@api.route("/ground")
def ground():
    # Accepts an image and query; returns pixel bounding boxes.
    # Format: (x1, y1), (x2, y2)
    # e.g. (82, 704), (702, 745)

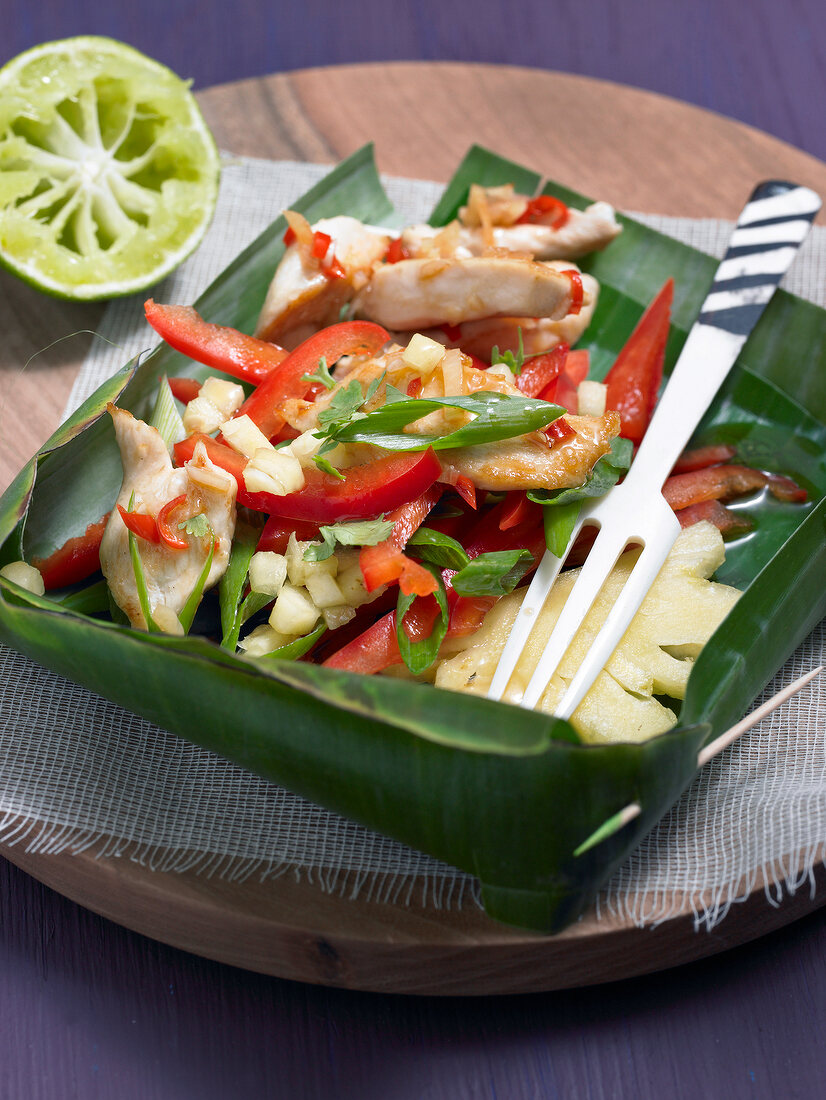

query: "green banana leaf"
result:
(1, 144), (825, 934)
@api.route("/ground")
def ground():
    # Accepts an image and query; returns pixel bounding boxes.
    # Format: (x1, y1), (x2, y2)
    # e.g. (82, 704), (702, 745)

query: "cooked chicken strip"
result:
(439, 412), (620, 492)
(255, 215), (390, 347)
(354, 256), (574, 330)
(397, 265), (599, 360)
(100, 406), (237, 631)
(401, 202), (621, 261)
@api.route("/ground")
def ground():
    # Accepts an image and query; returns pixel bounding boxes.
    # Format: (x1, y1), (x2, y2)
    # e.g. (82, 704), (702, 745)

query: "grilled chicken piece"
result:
(255, 215), (390, 348)
(439, 412), (620, 492)
(400, 264), (599, 360)
(401, 201), (621, 261)
(100, 406), (237, 631)
(354, 256), (574, 330)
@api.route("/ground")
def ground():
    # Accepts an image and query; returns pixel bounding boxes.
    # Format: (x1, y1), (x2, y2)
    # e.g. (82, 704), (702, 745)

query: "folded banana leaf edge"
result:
(1, 145), (824, 934)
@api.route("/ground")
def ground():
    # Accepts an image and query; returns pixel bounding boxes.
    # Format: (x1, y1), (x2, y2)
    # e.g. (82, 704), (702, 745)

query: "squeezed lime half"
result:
(0, 37), (220, 299)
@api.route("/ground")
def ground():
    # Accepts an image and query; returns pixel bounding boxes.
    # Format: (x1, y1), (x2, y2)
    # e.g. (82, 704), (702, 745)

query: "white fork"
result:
(488, 180), (820, 716)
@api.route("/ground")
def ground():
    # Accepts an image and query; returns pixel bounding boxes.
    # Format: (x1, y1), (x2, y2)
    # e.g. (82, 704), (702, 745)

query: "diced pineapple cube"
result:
(248, 551), (288, 596)
(221, 415), (273, 459)
(434, 522), (740, 744)
(403, 333), (445, 374)
(336, 562), (370, 605)
(286, 533), (337, 585)
(577, 380), (607, 417)
(305, 571), (345, 609)
(0, 560), (45, 595)
(238, 624), (295, 656)
(286, 430), (324, 466)
(323, 604), (357, 630)
(270, 583), (320, 635)
(183, 395), (224, 435)
(247, 447), (305, 495)
(200, 377), (245, 419)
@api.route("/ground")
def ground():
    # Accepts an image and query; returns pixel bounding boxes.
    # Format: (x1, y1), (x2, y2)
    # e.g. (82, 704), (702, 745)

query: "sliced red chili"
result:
(283, 227), (297, 247)
(674, 499), (754, 536)
(543, 417), (576, 444)
(311, 230), (332, 259)
(516, 194), (569, 229)
(454, 476), (477, 510)
(562, 269), (583, 315)
(117, 505), (159, 543)
(157, 495), (189, 550)
(385, 237), (411, 264)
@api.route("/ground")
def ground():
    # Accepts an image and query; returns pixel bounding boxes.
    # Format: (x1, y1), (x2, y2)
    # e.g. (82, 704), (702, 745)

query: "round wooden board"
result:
(2, 63), (825, 993)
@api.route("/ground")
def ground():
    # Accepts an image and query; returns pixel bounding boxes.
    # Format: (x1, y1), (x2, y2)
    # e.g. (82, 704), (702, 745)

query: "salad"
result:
(4, 184), (807, 743)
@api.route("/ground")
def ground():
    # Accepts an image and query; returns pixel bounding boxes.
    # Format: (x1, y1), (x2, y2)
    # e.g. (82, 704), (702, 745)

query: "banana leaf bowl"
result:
(1, 145), (824, 934)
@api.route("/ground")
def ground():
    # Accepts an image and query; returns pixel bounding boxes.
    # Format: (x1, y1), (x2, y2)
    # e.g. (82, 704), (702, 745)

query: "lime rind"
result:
(0, 36), (220, 300)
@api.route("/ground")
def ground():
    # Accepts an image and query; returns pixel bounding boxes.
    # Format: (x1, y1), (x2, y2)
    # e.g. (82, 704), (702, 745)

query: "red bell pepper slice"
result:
(175, 433), (442, 524)
(674, 499), (754, 536)
(257, 515), (321, 554)
(32, 513), (110, 591)
(671, 443), (738, 474)
(662, 464), (807, 510)
(516, 194), (569, 228)
(545, 348), (589, 410)
(117, 505), (159, 543)
(359, 486), (443, 596)
(498, 492), (530, 531)
(235, 320), (390, 441)
(516, 344), (568, 398)
(604, 279), (673, 445)
(144, 300), (289, 386)
(156, 495), (189, 550)
(167, 377), (202, 405)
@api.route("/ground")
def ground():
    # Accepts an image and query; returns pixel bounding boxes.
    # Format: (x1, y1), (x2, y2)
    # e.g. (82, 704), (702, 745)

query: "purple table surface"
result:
(2, 2), (825, 1097)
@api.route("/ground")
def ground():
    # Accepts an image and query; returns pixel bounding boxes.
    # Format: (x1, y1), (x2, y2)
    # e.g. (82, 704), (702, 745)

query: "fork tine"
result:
(518, 521), (634, 710)
(486, 531), (578, 701)
(554, 510), (681, 718)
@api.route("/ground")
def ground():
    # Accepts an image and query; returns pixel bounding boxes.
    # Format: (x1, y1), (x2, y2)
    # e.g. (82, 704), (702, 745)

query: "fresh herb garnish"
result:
(178, 513), (210, 537)
(406, 527), (470, 571)
(490, 328), (525, 376)
(315, 371), (387, 435)
(396, 565), (449, 674)
(320, 390), (565, 452)
(312, 454), (346, 480)
(303, 516), (396, 562)
(301, 356), (336, 391)
(219, 521), (265, 649)
(450, 549), (534, 597)
(178, 532), (215, 634)
(260, 623), (327, 660)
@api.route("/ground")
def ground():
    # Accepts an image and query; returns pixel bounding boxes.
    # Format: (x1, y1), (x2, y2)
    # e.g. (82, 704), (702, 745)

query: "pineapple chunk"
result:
(238, 624), (296, 656)
(433, 521), (740, 744)
(270, 582), (320, 635)
(248, 551), (288, 596)
(200, 377), (245, 419)
(0, 560), (45, 595)
(305, 571), (345, 609)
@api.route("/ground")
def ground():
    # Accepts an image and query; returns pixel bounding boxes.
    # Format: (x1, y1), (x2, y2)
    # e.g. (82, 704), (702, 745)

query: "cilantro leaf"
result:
(178, 513), (210, 537)
(313, 454), (346, 480)
(490, 327), (525, 376)
(450, 549), (534, 597)
(316, 378), (366, 430)
(406, 527), (469, 571)
(301, 356), (336, 391)
(303, 516), (396, 562)
(396, 566), (449, 674)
